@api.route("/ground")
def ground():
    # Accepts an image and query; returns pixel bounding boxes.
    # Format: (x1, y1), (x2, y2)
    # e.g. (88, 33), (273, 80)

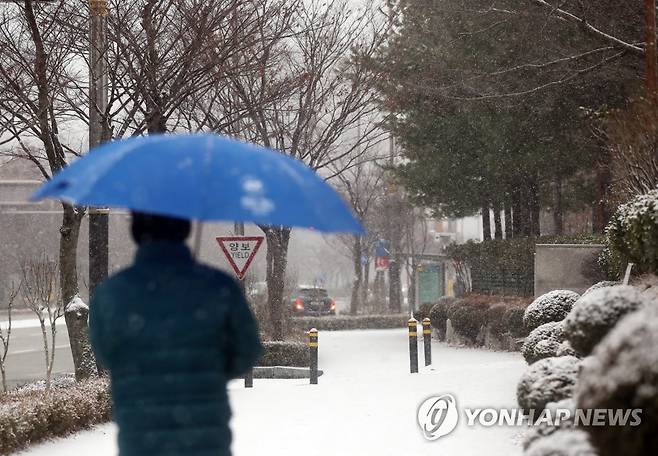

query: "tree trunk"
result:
(529, 180), (541, 236)
(481, 203), (491, 240)
(388, 258), (401, 313)
(593, 161), (612, 233)
(263, 226), (291, 341)
(553, 177), (564, 235)
(361, 254), (370, 308)
(60, 204), (97, 380)
(512, 192), (524, 238)
(493, 201), (503, 240)
(504, 202), (513, 239)
(350, 236), (362, 315)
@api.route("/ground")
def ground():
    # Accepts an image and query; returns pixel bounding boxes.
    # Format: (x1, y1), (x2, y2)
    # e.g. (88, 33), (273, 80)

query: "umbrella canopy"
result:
(32, 133), (364, 234)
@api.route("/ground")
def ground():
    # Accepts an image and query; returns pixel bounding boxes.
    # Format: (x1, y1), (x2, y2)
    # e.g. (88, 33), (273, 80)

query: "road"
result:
(1, 313), (74, 390)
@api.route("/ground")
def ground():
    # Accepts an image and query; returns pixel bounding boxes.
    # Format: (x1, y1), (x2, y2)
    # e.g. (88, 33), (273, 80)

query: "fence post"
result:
(408, 318), (418, 373)
(422, 318), (432, 366)
(245, 369), (253, 388)
(308, 328), (318, 384)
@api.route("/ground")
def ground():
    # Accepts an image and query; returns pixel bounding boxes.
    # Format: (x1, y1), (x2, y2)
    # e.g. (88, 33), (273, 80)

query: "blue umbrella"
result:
(32, 133), (364, 234)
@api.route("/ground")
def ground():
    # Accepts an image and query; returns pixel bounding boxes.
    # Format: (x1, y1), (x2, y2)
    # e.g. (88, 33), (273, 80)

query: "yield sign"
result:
(216, 236), (264, 280)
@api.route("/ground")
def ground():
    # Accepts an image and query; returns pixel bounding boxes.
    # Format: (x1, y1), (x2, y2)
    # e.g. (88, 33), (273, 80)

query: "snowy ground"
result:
(19, 329), (526, 456)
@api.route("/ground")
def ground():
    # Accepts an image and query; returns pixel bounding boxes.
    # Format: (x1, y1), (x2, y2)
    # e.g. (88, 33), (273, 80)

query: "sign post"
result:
(216, 235), (264, 280)
(217, 231), (264, 388)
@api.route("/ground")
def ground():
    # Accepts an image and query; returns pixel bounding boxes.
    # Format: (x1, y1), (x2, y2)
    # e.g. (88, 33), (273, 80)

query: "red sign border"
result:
(216, 236), (264, 280)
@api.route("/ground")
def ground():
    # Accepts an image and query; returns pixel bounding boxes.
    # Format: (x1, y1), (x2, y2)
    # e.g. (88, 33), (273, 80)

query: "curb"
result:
(252, 366), (324, 379)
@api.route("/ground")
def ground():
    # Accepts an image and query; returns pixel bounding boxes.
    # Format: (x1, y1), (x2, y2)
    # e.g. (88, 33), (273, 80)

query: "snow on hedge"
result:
(576, 302), (658, 456)
(555, 340), (577, 358)
(522, 398), (576, 450)
(524, 290), (580, 331)
(522, 321), (565, 364)
(582, 281), (619, 297)
(517, 356), (580, 412)
(524, 429), (597, 456)
(563, 285), (649, 356)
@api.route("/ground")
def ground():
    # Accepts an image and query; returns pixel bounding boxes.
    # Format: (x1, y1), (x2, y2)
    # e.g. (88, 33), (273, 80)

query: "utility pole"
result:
(88, 0), (109, 296)
(646, 0), (657, 99)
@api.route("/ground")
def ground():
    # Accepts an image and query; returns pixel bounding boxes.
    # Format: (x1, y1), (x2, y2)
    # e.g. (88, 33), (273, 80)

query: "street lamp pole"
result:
(88, 0), (109, 295)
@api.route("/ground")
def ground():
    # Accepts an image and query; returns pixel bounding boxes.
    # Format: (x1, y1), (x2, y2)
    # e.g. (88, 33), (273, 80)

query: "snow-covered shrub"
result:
(429, 297), (458, 339)
(503, 306), (529, 338)
(523, 290), (580, 331)
(582, 281), (619, 296)
(292, 314), (407, 332)
(522, 399), (576, 450)
(0, 377), (110, 454)
(484, 303), (508, 337)
(606, 189), (658, 275)
(555, 341), (578, 358)
(522, 321), (565, 364)
(447, 299), (489, 342)
(562, 286), (649, 356)
(517, 356), (580, 411)
(524, 429), (597, 456)
(412, 303), (434, 322)
(259, 341), (309, 367)
(576, 303), (658, 456)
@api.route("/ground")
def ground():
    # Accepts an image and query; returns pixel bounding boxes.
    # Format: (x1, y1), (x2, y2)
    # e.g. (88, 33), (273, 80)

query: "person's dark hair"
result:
(130, 211), (191, 244)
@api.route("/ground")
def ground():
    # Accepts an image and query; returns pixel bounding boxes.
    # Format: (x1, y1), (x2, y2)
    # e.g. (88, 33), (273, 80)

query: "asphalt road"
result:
(1, 314), (74, 390)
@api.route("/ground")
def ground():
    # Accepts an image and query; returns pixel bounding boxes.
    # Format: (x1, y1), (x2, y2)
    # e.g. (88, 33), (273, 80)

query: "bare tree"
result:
(0, 0), (95, 380)
(20, 254), (65, 389)
(0, 280), (21, 393)
(333, 159), (385, 315)
(590, 98), (658, 200)
(199, 0), (388, 338)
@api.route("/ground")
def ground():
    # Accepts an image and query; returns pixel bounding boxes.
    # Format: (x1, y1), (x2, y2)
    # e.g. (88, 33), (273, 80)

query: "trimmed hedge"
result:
(429, 297), (458, 339)
(0, 377), (111, 454)
(259, 341), (309, 367)
(448, 300), (489, 342)
(429, 294), (529, 347)
(291, 314), (408, 331)
(412, 303), (434, 322)
(502, 306), (528, 338)
(605, 190), (658, 276)
(447, 235), (605, 296)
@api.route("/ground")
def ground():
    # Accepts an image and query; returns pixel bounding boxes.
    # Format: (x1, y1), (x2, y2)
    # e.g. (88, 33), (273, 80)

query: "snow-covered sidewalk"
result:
(19, 329), (526, 456)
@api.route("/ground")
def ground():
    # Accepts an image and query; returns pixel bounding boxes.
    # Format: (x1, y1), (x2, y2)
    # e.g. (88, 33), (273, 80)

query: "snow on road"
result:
(19, 329), (526, 456)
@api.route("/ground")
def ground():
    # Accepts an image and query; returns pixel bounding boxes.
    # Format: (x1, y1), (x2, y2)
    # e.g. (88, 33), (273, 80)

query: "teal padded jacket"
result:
(89, 241), (262, 456)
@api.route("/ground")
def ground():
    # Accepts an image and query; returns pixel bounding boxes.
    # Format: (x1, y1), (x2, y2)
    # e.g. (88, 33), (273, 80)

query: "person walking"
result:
(89, 212), (262, 456)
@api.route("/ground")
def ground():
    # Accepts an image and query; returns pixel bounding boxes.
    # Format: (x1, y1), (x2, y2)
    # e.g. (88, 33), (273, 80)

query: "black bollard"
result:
(308, 328), (318, 384)
(408, 318), (418, 373)
(245, 369), (253, 388)
(422, 318), (432, 366)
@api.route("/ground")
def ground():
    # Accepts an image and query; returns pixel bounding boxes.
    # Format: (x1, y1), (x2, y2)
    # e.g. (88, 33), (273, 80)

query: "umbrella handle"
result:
(193, 221), (203, 259)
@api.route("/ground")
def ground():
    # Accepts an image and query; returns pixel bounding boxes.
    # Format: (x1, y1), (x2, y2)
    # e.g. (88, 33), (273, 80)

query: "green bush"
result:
(259, 341), (308, 367)
(412, 303), (434, 322)
(447, 235), (605, 296)
(429, 297), (458, 338)
(0, 377), (111, 454)
(485, 304), (508, 337)
(447, 299), (490, 342)
(606, 190), (658, 276)
(503, 306), (528, 338)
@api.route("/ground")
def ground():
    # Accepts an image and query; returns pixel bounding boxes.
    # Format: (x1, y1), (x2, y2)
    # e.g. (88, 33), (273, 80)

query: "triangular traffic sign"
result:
(216, 236), (264, 280)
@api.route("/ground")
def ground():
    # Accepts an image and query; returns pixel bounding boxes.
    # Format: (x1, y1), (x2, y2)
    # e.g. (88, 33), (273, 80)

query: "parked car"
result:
(290, 286), (336, 316)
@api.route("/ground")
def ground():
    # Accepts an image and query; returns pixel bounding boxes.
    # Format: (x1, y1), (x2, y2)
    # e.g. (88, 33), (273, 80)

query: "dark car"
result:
(290, 287), (336, 316)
